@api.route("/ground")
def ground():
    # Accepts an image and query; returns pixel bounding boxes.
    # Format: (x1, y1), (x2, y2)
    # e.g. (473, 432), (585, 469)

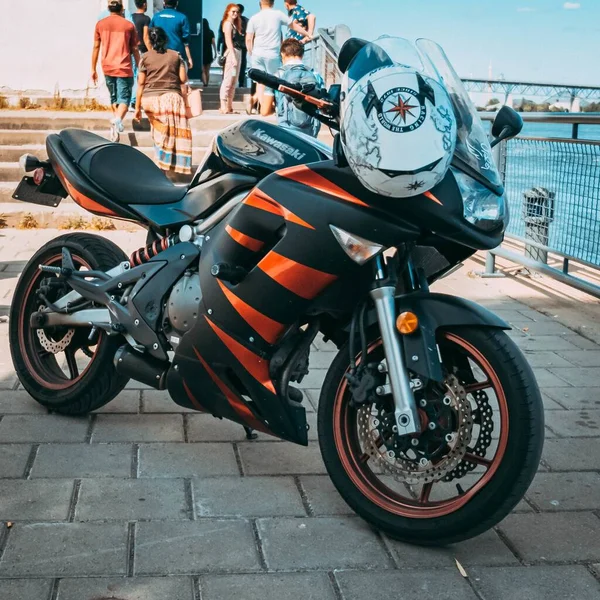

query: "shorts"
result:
(251, 54), (282, 96)
(105, 75), (134, 106)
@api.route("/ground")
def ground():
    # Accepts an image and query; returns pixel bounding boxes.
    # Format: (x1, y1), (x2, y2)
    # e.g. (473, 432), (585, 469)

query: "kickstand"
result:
(243, 426), (258, 440)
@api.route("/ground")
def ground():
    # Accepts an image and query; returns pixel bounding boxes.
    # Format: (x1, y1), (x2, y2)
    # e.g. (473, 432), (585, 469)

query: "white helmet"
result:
(341, 55), (457, 198)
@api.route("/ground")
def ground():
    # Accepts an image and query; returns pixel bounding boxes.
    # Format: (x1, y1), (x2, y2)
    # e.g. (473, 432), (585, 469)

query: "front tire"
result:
(318, 327), (544, 545)
(9, 233), (129, 415)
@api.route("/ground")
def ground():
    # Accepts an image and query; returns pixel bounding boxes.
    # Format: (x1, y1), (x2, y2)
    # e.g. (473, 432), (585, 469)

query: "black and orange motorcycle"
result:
(9, 38), (543, 545)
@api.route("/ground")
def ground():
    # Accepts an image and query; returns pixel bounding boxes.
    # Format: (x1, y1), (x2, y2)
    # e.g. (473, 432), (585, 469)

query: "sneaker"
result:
(109, 120), (119, 142)
(115, 118), (125, 133)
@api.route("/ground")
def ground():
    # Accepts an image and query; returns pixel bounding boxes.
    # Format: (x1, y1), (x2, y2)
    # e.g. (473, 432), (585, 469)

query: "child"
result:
(276, 38), (324, 138)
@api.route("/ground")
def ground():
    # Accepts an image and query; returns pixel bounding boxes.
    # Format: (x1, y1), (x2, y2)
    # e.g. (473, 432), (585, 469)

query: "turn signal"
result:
(396, 312), (419, 335)
(330, 225), (383, 265)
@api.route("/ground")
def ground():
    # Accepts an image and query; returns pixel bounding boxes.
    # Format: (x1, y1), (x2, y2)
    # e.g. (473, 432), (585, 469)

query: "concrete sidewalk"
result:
(0, 230), (599, 600)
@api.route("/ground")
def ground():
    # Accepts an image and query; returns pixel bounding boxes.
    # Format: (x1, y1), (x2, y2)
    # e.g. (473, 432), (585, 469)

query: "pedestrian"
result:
(151, 0), (194, 69)
(246, 0), (311, 117)
(131, 0), (152, 108)
(284, 0), (315, 42)
(202, 18), (216, 86)
(237, 4), (249, 88)
(219, 4), (245, 114)
(134, 27), (193, 176)
(92, 1), (140, 142)
(132, 0), (152, 52)
(98, 3), (133, 22)
(276, 38), (323, 137)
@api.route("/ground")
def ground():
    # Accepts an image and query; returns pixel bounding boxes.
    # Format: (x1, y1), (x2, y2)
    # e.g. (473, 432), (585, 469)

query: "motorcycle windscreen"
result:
(416, 38), (503, 190)
(343, 36), (502, 191)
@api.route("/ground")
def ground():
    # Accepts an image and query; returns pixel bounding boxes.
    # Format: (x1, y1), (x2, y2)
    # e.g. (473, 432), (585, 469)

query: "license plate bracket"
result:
(12, 177), (63, 208)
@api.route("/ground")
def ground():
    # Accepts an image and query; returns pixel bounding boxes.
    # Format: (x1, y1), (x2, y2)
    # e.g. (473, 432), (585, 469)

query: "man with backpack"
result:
(275, 38), (323, 138)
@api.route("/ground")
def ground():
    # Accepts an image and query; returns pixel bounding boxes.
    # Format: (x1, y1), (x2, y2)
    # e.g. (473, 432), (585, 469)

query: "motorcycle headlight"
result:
(452, 169), (508, 231)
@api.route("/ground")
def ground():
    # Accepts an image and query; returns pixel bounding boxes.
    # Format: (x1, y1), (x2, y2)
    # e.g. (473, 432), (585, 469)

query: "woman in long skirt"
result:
(134, 27), (192, 175)
(219, 4), (244, 114)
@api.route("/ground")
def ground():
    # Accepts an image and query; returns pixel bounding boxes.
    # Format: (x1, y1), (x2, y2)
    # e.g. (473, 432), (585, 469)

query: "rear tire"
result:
(9, 233), (129, 415)
(318, 326), (544, 545)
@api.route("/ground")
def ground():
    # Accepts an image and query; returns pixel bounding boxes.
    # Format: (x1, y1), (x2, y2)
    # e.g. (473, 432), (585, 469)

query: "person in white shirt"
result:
(246, 0), (310, 116)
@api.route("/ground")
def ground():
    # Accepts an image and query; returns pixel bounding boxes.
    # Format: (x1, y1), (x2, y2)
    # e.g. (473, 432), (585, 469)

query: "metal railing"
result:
(481, 113), (600, 297)
(312, 26), (350, 87)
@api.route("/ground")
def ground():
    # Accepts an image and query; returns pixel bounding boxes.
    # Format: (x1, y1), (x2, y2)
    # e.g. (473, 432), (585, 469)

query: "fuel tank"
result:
(191, 120), (332, 185)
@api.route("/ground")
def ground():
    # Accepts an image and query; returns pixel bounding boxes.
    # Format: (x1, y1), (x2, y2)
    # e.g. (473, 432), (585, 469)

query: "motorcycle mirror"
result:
(490, 106), (524, 147)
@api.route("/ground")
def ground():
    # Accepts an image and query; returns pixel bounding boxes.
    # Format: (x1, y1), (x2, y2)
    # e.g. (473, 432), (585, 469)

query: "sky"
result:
(205, 0), (600, 86)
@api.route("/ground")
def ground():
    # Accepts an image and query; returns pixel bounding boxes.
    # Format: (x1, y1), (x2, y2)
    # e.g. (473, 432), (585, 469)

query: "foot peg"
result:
(243, 426), (258, 440)
(211, 263), (247, 285)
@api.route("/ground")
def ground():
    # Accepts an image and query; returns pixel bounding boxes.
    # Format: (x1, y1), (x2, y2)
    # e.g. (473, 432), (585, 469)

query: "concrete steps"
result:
(0, 107), (334, 205)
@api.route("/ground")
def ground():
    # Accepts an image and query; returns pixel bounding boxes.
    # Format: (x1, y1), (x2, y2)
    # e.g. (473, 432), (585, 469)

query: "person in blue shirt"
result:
(151, 0), (194, 68)
(284, 0), (315, 42)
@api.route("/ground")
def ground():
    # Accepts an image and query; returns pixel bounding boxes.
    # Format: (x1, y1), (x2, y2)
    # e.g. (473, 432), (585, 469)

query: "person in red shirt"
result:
(92, 1), (140, 141)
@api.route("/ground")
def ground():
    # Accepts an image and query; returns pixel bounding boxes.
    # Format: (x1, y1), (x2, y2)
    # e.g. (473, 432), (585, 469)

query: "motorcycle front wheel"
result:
(318, 326), (544, 546)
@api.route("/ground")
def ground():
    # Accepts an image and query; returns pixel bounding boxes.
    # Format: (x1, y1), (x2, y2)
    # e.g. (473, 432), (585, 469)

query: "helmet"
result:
(341, 61), (457, 198)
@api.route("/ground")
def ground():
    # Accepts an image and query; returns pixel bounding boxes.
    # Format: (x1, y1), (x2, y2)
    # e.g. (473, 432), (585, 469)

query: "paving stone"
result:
(498, 513), (600, 562)
(522, 351), (575, 368)
(0, 522), (128, 576)
(525, 472), (600, 511)
(57, 577), (194, 600)
(545, 410), (600, 437)
(564, 336), (600, 350)
(0, 375), (18, 390)
(32, 444), (132, 478)
(543, 438), (600, 471)
(193, 476), (305, 517)
(238, 442), (326, 475)
(544, 387), (600, 410)
(93, 415), (184, 442)
(76, 479), (188, 520)
(384, 529), (518, 568)
(93, 391), (140, 414)
(512, 336), (581, 352)
(139, 443), (239, 477)
(0, 415), (89, 443)
(335, 569), (479, 600)
(540, 393), (567, 410)
(532, 368), (572, 388)
(201, 573), (336, 600)
(257, 517), (392, 570)
(551, 367), (600, 387)
(0, 579), (53, 600)
(309, 352), (337, 370)
(0, 479), (74, 520)
(0, 391), (47, 414)
(135, 520), (261, 574)
(514, 322), (574, 336)
(313, 336), (337, 352)
(557, 350), (600, 367)
(492, 309), (535, 323)
(301, 369), (327, 389)
(187, 414), (256, 442)
(142, 390), (196, 413)
(471, 565), (600, 600)
(299, 476), (353, 516)
(300, 389), (319, 412)
(0, 444), (31, 477)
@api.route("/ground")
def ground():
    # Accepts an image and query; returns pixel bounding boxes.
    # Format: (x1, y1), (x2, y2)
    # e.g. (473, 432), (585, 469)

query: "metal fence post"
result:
(523, 188), (555, 264)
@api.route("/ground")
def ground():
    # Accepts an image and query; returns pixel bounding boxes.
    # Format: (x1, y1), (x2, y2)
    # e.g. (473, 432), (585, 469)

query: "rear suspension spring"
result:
(130, 235), (177, 266)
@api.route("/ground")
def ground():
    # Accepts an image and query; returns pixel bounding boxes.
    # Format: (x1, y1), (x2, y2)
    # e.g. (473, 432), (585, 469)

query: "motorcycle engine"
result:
(165, 271), (202, 346)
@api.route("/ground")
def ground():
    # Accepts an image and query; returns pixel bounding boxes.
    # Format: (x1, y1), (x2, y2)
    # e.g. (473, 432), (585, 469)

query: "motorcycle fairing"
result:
(167, 161), (421, 444)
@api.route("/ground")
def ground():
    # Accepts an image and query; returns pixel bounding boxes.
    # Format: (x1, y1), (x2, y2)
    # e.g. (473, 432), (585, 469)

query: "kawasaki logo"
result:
(254, 129), (307, 161)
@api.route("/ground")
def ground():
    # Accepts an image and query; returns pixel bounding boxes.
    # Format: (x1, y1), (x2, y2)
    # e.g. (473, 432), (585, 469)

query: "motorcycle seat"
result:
(57, 129), (188, 205)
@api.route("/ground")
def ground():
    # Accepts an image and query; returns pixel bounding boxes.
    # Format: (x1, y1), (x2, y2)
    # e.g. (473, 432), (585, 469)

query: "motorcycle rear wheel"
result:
(9, 233), (129, 415)
(318, 326), (544, 545)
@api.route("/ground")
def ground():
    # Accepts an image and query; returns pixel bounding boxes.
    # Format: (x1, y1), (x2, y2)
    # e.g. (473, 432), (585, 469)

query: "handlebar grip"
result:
(248, 68), (300, 92)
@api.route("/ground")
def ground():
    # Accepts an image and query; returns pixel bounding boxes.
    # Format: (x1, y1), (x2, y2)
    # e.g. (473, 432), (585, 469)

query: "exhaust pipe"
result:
(114, 346), (169, 390)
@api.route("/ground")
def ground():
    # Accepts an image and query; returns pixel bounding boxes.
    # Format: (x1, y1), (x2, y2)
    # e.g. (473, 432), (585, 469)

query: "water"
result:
(500, 117), (600, 266)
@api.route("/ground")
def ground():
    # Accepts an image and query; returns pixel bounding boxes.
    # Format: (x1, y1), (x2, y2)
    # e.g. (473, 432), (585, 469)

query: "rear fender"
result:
(369, 292), (510, 382)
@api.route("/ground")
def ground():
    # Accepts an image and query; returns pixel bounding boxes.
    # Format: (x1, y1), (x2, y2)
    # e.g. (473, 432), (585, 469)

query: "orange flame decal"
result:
(243, 189), (314, 229)
(225, 224), (265, 252)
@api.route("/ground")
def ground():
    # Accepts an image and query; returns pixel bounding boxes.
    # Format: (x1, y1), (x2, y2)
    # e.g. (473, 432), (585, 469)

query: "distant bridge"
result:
(462, 79), (600, 109)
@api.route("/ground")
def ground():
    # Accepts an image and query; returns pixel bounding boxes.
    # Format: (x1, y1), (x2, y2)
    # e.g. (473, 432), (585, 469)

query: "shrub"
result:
(91, 217), (116, 231)
(18, 213), (39, 229)
(61, 216), (88, 230)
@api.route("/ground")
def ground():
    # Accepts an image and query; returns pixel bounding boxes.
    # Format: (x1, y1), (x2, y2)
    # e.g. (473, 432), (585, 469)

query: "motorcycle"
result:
(9, 37), (543, 545)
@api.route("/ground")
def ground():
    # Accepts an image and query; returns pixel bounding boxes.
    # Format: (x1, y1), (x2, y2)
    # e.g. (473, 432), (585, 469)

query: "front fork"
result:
(369, 258), (421, 436)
